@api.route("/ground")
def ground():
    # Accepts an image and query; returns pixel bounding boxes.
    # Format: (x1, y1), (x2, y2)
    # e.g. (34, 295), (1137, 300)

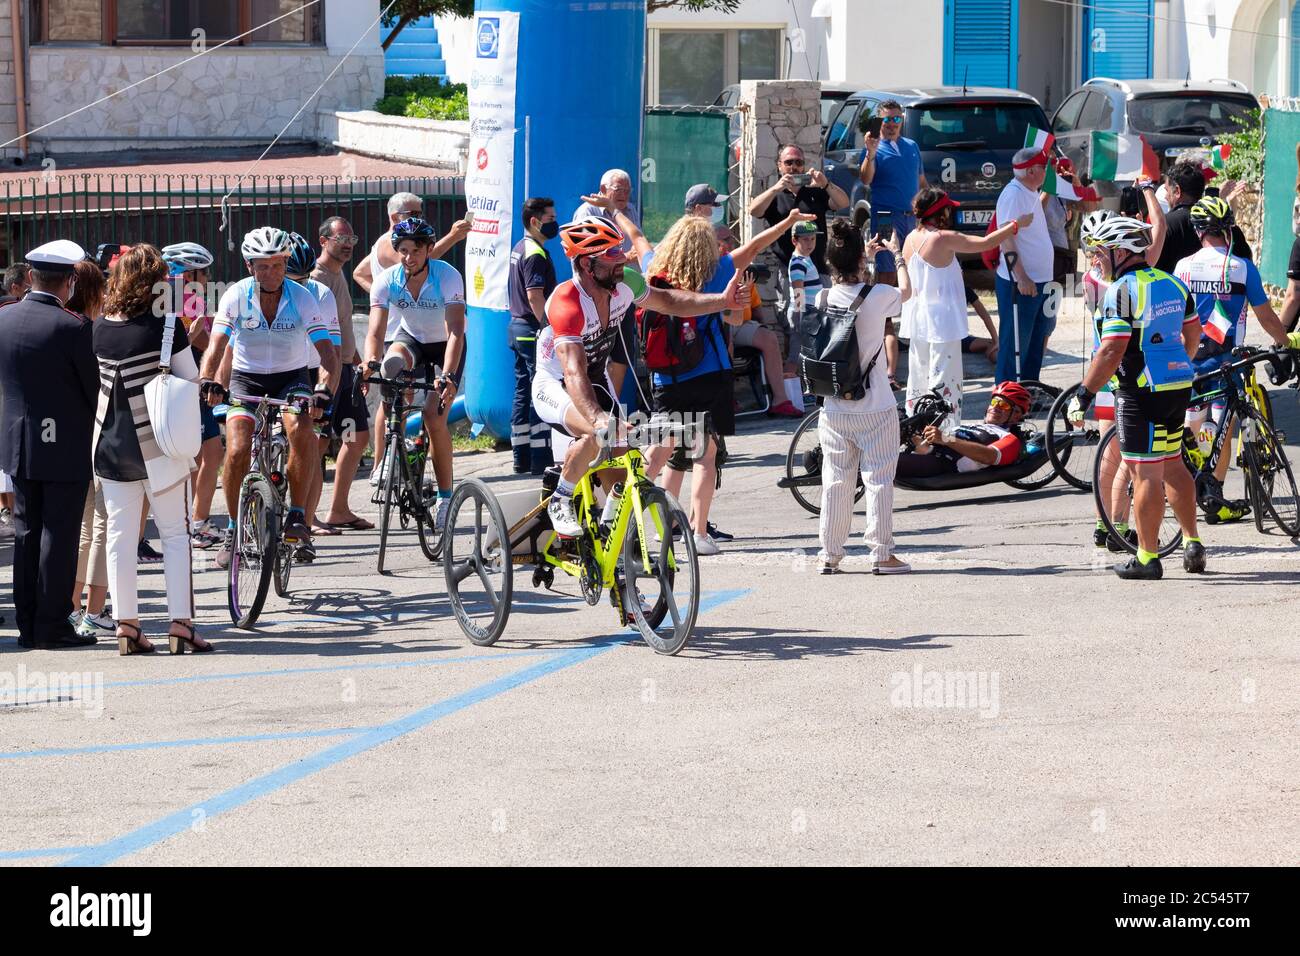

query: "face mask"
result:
(540, 220), (560, 240)
(1155, 183), (1171, 214)
(710, 205), (726, 225)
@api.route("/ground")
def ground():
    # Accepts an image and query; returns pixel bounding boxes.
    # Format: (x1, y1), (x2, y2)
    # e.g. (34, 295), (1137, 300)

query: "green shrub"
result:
(1219, 108), (1264, 185)
(375, 75), (469, 122)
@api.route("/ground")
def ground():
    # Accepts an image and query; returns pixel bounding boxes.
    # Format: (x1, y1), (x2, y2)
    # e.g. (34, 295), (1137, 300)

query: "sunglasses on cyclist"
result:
(990, 397), (1014, 410)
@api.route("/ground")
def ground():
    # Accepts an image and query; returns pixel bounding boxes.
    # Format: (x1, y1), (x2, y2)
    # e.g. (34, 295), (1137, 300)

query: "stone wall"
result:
(0, 1), (19, 162)
(27, 47), (385, 154)
(324, 110), (468, 172)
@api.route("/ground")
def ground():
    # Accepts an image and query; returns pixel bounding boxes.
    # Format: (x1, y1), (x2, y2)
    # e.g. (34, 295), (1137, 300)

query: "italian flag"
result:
(1043, 165), (1100, 202)
(1204, 300), (1233, 345)
(1090, 131), (1161, 182)
(1209, 143), (1231, 171)
(1023, 125), (1056, 153)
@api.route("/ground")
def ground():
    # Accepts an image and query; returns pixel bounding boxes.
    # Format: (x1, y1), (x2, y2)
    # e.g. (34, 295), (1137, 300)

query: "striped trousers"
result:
(818, 405), (900, 564)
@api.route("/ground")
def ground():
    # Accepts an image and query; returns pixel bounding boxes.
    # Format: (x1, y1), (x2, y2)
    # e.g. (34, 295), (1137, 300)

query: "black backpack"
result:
(798, 284), (880, 401)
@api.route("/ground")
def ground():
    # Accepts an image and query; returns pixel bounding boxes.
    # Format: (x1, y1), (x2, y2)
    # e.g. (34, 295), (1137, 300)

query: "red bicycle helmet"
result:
(991, 381), (1032, 416)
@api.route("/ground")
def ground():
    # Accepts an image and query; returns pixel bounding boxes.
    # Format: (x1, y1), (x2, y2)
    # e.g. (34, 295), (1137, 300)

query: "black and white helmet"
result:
(1078, 210), (1113, 245)
(161, 241), (214, 271)
(241, 226), (292, 261)
(1081, 215), (1152, 254)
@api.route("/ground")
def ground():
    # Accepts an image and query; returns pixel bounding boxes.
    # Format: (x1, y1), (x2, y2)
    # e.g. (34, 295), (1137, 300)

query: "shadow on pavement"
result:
(681, 626), (969, 659)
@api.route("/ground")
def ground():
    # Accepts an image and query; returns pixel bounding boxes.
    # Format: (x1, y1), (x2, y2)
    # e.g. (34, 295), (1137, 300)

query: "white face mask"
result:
(1154, 183), (1171, 214)
(710, 205), (726, 225)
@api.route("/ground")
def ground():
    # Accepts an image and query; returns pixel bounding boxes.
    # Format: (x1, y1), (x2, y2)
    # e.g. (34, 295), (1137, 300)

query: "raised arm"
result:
(1139, 181), (1167, 266)
(938, 213), (1033, 255)
(731, 209), (815, 271)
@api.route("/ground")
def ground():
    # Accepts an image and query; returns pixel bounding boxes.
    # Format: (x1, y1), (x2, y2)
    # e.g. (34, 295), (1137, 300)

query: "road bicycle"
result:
(366, 361), (445, 575)
(443, 416), (703, 656)
(1092, 346), (1299, 557)
(227, 391), (313, 628)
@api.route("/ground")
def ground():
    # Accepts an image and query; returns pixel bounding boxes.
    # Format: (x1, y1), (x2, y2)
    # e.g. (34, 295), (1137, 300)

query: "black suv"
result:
(1052, 78), (1258, 199)
(822, 87), (1051, 233)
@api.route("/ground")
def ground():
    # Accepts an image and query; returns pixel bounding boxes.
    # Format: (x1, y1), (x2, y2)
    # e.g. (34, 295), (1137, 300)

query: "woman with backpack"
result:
(901, 188), (1033, 418)
(815, 219), (912, 575)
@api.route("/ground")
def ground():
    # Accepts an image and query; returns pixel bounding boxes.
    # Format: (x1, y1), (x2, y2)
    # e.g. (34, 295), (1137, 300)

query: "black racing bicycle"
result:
(367, 361), (446, 574)
(1093, 346), (1299, 556)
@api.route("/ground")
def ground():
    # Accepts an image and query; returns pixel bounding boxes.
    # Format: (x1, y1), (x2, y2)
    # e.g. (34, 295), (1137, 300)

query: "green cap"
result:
(792, 220), (819, 237)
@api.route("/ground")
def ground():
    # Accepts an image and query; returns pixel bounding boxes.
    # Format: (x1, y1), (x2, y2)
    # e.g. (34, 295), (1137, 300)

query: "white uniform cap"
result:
(25, 239), (87, 274)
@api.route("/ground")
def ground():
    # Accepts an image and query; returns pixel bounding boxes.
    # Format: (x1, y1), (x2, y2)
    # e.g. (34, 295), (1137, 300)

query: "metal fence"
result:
(0, 174), (468, 309)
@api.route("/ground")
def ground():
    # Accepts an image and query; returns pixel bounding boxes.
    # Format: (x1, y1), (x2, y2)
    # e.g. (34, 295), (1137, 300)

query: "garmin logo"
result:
(50, 886), (152, 936)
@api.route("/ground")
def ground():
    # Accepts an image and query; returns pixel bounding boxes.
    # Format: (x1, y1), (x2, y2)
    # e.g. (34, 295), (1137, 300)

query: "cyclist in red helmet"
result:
(533, 216), (751, 536)
(897, 381), (1032, 478)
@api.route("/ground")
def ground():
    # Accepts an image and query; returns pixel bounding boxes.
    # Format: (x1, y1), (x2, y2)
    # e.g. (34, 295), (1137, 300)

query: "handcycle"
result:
(365, 361), (446, 574)
(779, 380), (1065, 514)
(227, 391), (314, 628)
(1092, 345), (1299, 557)
(441, 415), (704, 655)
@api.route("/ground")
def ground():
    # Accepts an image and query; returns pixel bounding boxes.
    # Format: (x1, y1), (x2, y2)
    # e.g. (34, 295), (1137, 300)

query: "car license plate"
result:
(960, 209), (993, 225)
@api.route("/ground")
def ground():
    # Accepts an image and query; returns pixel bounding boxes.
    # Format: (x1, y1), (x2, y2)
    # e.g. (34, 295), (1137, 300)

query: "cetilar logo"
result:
(476, 17), (500, 58)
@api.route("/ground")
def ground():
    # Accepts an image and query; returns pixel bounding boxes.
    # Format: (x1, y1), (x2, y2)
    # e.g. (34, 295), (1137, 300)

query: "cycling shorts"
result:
(1114, 387), (1191, 464)
(227, 368), (311, 423)
(532, 371), (615, 438)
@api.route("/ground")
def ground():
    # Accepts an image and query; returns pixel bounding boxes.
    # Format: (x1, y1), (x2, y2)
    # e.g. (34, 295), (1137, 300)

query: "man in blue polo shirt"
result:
(858, 99), (927, 287)
(508, 196), (559, 475)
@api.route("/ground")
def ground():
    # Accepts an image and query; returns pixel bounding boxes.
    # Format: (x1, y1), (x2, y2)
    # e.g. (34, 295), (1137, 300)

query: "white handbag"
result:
(144, 312), (202, 461)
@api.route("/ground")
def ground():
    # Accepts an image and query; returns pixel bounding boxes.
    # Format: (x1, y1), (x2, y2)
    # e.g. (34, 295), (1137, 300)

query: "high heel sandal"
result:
(168, 620), (212, 654)
(117, 622), (156, 656)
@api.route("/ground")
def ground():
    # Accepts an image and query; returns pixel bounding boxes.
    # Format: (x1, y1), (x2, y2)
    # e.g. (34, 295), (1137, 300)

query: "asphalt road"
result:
(2, 296), (1297, 866)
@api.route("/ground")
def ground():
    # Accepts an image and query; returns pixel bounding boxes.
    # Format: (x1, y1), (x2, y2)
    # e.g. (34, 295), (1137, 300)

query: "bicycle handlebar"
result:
(1191, 346), (1296, 390)
(586, 417), (704, 470)
(227, 392), (313, 410)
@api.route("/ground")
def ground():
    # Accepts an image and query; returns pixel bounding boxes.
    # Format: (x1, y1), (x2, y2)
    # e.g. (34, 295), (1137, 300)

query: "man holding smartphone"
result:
(859, 100), (927, 287)
(749, 144), (849, 331)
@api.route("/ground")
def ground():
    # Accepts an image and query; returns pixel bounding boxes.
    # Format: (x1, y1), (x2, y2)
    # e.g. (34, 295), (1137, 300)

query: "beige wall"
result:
(0, 1), (18, 160)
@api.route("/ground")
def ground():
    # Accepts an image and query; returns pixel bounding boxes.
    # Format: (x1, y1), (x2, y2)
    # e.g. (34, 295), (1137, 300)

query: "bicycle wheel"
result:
(1005, 380), (1061, 490)
(273, 534), (293, 598)
(1046, 381), (1102, 492)
(1244, 419), (1300, 536)
(376, 441), (402, 575)
(443, 478), (513, 646)
(622, 486), (699, 656)
(783, 408), (864, 515)
(229, 477), (276, 628)
(1091, 428), (1182, 558)
(413, 450), (443, 563)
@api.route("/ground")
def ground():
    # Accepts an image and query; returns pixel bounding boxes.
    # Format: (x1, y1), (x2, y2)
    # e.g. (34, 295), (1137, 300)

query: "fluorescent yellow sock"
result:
(1137, 548), (1159, 566)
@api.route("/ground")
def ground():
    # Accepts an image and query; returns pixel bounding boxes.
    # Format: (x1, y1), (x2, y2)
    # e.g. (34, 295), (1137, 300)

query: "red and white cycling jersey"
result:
(536, 275), (648, 384)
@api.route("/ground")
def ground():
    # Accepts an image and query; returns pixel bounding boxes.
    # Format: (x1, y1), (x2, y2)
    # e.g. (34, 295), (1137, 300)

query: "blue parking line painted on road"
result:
(0, 846), (92, 861)
(0, 726), (372, 760)
(55, 587), (754, 867)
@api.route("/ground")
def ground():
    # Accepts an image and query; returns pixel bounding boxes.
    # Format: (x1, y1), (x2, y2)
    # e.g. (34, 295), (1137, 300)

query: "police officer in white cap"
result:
(0, 239), (99, 648)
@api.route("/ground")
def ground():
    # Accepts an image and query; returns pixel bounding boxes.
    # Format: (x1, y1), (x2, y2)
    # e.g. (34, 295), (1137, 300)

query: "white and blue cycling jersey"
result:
(213, 277), (330, 375)
(370, 260), (465, 344)
(1173, 245), (1269, 361)
(296, 277), (341, 370)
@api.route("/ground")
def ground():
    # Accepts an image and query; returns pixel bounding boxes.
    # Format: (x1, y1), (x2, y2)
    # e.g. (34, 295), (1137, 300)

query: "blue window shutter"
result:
(1291, 1), (1300, 96)
(945, 0), (1017, 88)
(1083, 0), (1153, 80)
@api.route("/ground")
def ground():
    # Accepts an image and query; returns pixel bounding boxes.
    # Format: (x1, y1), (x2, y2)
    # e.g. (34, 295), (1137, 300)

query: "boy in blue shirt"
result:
(787, 220), (821, 361)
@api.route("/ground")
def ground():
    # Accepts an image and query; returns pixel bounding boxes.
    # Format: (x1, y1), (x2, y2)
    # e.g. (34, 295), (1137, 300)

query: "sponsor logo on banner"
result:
(465, 11), (518, 311)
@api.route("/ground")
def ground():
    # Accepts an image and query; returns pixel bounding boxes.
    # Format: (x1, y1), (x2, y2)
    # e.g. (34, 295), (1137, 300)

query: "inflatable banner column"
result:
(462, 0), (646, 439)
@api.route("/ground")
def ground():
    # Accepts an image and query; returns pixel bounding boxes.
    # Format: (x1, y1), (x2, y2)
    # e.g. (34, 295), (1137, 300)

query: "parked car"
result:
(1052, 78), (1258, 199)
(822, 87), (1052, 233)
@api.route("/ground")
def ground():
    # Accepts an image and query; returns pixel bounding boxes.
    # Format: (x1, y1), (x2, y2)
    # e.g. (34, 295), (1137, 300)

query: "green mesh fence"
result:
(641, 108), (731, 243)
(1260, 108), (1300, 288)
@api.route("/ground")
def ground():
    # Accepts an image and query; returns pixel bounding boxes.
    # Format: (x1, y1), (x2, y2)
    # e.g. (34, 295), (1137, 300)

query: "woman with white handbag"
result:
(94, 245), (210, 655)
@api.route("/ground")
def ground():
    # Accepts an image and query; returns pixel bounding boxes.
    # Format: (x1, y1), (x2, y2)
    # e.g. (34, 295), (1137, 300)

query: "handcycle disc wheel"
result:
(621, 487), (699, 656)
(414, 449), (443, 563)
(443, 478), (513, 646)
(784, 408), (864, 515)
(1045, 380), (1102, 492)
(1091, 427), (1182, 558)
(1243, 421), (1300, 537)
(376, 442), (402, 575)
(1004, 380), (1061, 491)
(229, 478), (276, 628)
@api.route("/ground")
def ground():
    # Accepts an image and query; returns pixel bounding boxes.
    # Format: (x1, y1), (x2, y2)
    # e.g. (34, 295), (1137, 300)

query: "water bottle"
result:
(599, 482), (624, 531)
(405, 435), (425, 473)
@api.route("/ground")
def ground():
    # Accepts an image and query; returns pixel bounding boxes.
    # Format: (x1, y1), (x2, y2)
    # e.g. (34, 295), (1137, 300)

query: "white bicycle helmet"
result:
(1078, 210), (1113, 245)
(1081, 215), (1152, 253)
(241, 226), (292, 261)
(161, 241), (214, 271)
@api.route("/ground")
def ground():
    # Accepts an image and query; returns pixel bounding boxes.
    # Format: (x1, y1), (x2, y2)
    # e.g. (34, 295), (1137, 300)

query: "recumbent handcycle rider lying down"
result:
(896, 381), (1033, 478)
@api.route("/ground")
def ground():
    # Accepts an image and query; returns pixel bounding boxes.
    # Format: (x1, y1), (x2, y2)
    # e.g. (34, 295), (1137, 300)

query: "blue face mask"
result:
(540, 221), (560, 240)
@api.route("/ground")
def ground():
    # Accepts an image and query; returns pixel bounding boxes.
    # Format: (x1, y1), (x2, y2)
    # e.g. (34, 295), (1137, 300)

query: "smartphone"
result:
(463, 211), (475, 226)
(866, 116), (883, 139)
(876, 210), (894, 242)
(790, 173), (812, 188)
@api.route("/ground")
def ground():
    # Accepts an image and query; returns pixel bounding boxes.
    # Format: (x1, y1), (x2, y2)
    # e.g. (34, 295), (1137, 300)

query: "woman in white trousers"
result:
(815, 219), (912, 574)
(93, 245), (209, 655)
(901, 189), (1033, 417)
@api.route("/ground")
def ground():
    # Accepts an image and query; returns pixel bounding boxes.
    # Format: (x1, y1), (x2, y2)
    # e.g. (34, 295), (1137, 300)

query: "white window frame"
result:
(647, 24), (787, 106)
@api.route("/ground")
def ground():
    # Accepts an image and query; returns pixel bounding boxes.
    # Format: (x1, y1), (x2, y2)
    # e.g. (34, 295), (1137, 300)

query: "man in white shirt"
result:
(571, 169), (638, 255)
(993, 148), (1057, 384)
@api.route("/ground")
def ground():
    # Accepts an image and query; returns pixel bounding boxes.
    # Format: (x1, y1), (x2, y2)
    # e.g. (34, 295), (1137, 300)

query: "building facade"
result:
(1, 0), (385, 158)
